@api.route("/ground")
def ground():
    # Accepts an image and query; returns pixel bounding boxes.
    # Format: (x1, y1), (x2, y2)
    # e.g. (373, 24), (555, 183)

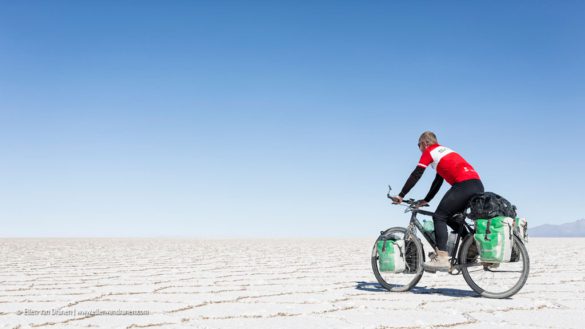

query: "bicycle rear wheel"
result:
(371, 227), (424, 292)
(459, 234), (529, 298)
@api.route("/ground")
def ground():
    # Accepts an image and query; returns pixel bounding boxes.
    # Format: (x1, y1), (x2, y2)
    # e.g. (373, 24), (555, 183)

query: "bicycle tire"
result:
(459, 234), (529, 298)
(371, 227), (424, 292)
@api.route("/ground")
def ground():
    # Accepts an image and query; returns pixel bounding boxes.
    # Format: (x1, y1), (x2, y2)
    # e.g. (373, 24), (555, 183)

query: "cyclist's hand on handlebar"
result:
(390, 196), (403, 204)
(414, 200), (429, 208)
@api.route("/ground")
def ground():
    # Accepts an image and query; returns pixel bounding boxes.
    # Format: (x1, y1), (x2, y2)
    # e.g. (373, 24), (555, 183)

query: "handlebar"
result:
(386, 185), (429, 208)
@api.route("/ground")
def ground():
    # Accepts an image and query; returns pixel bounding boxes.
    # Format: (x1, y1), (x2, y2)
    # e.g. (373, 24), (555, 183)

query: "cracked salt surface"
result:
(0, 238), (583, 328)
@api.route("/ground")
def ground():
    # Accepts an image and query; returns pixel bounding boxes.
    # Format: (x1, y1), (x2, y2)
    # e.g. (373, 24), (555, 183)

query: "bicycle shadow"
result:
(355, 281), (478, 297)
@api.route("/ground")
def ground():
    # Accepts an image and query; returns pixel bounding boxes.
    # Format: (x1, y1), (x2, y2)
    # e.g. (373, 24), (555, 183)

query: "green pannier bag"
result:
(508, 217), (528, 262)
(377, 239), (406, 273)
(515, 217), (528, 242)
(474, 216), (515, 263)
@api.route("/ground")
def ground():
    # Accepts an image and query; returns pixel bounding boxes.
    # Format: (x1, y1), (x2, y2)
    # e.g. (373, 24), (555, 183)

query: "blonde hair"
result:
(419, 131), (438, 147)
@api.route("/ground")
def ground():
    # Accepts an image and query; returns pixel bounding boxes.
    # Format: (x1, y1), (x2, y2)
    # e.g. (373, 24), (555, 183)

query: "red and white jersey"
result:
(417, 144), (480, 185)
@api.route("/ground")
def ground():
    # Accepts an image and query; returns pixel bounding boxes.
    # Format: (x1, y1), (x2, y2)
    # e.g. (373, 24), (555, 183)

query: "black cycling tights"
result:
(433, 179), (484, 251)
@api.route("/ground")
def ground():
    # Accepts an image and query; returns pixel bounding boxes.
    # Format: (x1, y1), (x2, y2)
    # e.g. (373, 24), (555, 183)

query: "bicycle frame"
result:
(405, 208), (436, 247)
(404, 206), (475, 273)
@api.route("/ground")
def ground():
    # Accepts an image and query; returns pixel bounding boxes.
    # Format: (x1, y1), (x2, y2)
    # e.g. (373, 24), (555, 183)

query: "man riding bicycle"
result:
(390, 131), (484, 272)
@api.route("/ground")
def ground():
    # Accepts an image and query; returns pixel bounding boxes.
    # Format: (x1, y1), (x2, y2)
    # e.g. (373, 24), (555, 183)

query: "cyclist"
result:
(390, 131), (484, 272)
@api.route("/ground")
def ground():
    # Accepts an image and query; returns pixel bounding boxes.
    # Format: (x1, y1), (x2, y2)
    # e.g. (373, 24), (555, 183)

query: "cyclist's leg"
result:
(426, 180), (484, 272)
(433, 190), (457, 252)
(424, 188), (458, 272)
(434, 179), (485, 250)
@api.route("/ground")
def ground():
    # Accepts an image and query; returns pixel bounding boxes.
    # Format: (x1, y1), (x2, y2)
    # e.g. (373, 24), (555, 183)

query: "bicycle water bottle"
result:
(422, 219), (434, 233)
(446, 231), (457, 257)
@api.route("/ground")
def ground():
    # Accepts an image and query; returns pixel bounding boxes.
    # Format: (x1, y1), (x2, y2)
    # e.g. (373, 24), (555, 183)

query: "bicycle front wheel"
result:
(459, 234), (530, 298)
(371, 227), (424, 292)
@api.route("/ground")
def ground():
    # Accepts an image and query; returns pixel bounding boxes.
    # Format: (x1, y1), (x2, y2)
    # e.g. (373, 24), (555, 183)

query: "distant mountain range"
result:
(530, 219), (585, 237)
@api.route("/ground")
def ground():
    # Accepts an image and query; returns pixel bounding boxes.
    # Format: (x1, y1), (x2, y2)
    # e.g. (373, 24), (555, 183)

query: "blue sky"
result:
(1, 1), (583, 237)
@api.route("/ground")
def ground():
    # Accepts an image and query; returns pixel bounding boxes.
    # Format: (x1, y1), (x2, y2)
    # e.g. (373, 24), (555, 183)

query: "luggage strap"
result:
(396, 242), (404, 258)
(484, 218), (492, 241)
(508, 222), (513, 240)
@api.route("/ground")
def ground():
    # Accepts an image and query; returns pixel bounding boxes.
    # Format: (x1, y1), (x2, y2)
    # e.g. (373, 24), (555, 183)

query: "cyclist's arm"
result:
(398, 166), (425, 198)
(423, 174), (444, 202)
